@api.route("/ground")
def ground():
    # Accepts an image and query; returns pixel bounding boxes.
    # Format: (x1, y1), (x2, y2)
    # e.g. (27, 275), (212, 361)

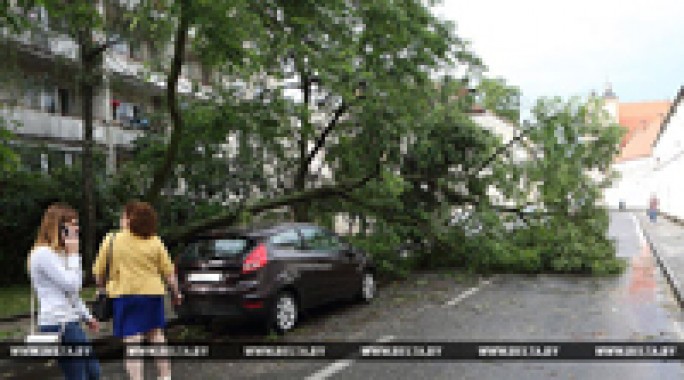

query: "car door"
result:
(326, 231), (361, 297)
(267, 228), (323, 308)
(298, 226), (340, 305)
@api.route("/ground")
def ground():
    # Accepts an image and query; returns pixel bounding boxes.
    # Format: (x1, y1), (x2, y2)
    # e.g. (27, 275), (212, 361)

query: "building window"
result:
(201, 65), (213, 85)
(40, 153), (48, 173)
(58, 88), (69, 116)
(129, 39), (145, 61)
(48, 150), (64, 172)
(113, 101), (148, 129)
(111, 35), (128, 56)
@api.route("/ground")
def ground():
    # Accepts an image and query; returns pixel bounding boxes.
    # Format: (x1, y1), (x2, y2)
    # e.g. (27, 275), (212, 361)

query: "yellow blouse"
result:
(92, 229), (174, 297)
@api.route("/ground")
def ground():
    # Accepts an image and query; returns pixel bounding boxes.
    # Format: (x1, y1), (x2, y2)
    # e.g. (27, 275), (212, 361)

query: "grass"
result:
(0, 286), (97, 319)
(0, 327), (23, 340)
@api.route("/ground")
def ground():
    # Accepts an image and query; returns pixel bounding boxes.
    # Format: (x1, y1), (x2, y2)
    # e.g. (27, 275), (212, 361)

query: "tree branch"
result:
(303, 101), (349, 176)
(338, 192), (429, 229)
(467, 126), (535, 178)
(144, 0), (190, 205)
(295, 70), (311, 191)
(86, 35), (124, 61)
(164, 167), (382, 244)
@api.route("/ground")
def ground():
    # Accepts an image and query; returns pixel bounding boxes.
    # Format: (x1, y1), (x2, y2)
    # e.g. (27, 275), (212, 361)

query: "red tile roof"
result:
(615, 101), (670, 162)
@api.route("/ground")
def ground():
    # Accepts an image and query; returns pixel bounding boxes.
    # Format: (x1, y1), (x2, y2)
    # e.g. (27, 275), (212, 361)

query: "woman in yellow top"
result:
(93, 201), (182, 380)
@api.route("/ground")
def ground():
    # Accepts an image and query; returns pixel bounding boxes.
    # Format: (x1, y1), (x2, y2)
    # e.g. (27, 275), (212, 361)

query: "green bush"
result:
(0, 166), (122, 286)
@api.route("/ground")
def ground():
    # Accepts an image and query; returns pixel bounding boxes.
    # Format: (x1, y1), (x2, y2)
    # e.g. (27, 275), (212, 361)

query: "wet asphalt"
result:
(32, 211), (684, 379)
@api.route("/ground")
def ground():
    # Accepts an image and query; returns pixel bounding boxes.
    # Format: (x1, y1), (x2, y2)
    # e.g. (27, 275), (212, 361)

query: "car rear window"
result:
(185, 237), (255, 259)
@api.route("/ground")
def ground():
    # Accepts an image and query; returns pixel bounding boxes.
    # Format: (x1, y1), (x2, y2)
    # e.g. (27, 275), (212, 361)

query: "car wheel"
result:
(358, 271), (375, 303)
(269, 291), (298, 334)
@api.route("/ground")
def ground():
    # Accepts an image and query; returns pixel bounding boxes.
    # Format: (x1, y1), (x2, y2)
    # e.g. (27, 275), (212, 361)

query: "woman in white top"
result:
(28, 203), (101, 380)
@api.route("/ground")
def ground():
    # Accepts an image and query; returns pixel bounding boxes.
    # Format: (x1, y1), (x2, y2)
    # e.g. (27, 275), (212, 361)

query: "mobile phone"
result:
(61, 224), (76, 239)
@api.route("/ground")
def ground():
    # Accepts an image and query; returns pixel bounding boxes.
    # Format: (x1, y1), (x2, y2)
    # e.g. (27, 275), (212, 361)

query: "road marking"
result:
(305, 280), (492, 380)
(630, 214), (647, 246)
(305, 335), (395, 380)
(444, 278), (492, 307)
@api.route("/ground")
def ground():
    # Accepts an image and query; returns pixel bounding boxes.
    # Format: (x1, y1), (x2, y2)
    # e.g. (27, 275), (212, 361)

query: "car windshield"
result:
(185, 237), (254, 259)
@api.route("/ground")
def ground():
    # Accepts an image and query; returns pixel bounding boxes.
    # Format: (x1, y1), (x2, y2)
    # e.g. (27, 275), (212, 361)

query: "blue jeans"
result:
(648, 209), (657, 222)
(40, 322), (100, 380)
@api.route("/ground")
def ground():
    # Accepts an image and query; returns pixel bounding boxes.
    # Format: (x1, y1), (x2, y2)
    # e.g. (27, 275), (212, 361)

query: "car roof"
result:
(196, 222), (321, 239)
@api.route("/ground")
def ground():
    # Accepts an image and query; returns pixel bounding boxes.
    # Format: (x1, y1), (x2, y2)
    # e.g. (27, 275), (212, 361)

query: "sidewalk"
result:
(636, 212), (684, 308)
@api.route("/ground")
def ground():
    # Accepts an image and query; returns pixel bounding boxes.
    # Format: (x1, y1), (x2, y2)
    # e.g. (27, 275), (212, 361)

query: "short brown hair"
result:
(124, 201), (157, 238)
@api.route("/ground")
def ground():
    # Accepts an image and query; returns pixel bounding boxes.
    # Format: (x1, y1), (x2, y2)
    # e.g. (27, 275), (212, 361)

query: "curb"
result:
(0, 301), (98, 324)
(0, 313), (31, 323)
(637, 216), (684, 309)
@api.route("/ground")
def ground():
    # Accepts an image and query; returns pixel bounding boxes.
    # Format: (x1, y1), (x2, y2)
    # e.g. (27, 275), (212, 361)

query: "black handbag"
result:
(92, 233), (116, 321)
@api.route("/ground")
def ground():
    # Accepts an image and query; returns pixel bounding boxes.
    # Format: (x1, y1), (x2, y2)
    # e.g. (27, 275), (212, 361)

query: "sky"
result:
(433, 0), (684, 114)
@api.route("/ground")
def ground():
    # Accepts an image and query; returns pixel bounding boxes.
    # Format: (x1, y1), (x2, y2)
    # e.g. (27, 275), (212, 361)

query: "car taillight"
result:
(242, 243), (268, 274)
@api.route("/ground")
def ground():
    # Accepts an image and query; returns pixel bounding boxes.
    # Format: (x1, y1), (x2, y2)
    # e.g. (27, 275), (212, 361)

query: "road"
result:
(33, 211), (684, 379)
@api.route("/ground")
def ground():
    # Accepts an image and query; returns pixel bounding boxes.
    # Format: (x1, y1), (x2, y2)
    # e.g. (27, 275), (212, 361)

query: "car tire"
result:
(357, 271), (376, 303)
(267, 291), (299, 334)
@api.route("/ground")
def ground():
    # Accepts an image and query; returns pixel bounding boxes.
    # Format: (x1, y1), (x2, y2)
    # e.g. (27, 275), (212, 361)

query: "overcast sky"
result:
(433, 0), (684, 113)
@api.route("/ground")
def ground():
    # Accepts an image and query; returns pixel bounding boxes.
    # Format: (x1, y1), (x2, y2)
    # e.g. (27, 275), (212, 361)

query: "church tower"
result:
(602, 81), (619, 123)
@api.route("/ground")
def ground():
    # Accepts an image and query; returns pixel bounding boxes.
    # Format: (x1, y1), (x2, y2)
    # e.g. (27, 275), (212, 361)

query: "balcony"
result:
(2, 27), (195, 95)
(2, 27), (79, 60)
(1, 107), (142, 148)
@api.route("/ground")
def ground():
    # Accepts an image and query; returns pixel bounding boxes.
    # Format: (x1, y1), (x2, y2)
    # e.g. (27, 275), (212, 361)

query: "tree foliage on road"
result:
(456, 97), (626, 274)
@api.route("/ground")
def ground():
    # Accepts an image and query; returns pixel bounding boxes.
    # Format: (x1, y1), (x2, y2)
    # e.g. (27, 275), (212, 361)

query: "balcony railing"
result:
(0, 107), (143, 148)
(2, 26), (196, 95)
(2, 27), (79, 60)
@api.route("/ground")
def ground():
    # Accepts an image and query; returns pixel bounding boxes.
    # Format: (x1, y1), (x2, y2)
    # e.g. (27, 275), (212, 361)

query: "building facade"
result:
(601, 84), (671, 209)
(651, 87), (684, 220)
(0, 2), (208, 175)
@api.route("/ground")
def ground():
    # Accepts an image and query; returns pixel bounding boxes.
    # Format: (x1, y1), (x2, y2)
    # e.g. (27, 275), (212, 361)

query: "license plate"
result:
(187, 272), (222, 282)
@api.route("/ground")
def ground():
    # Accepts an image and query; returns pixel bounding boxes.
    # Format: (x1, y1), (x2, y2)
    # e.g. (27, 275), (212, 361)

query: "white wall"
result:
(652, 99), (684, 219)
(603, 157), (655, 209)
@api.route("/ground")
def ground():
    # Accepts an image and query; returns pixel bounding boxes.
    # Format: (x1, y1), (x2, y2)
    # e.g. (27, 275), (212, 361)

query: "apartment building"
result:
(0, 2), (209, 175)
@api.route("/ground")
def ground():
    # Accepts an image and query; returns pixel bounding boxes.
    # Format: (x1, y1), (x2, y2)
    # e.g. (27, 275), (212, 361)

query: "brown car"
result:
(175, 223), (376, 333)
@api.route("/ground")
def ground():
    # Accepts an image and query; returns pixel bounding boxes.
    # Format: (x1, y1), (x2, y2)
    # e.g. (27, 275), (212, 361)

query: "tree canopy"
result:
(0, 0), (627, 284)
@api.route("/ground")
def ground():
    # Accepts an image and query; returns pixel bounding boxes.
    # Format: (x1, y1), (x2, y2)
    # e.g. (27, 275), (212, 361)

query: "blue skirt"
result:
(112, 295), (165, 338)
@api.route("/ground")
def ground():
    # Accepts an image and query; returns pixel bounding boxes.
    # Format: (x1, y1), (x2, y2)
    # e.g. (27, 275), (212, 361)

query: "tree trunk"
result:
(144, 0), (190, 206)
(80, 46), (96, 272)
(293, 71), (311, 222)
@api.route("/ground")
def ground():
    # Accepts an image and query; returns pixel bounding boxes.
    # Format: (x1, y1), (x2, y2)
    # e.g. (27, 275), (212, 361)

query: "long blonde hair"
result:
(27, 203), (79, 270)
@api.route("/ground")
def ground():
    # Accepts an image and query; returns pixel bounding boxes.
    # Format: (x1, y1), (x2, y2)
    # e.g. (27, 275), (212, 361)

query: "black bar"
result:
(1, 342), (682, 361)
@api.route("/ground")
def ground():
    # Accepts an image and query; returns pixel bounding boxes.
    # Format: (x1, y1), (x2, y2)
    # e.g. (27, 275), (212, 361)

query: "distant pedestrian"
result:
(93, 201), (182, 380)
(648, 194), (659, 223)
(28, 203), (101, 380)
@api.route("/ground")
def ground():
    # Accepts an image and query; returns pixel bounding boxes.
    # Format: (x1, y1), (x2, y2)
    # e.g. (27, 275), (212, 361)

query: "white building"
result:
(651, 87), (684, 220)
(601, 85), (671, 209)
